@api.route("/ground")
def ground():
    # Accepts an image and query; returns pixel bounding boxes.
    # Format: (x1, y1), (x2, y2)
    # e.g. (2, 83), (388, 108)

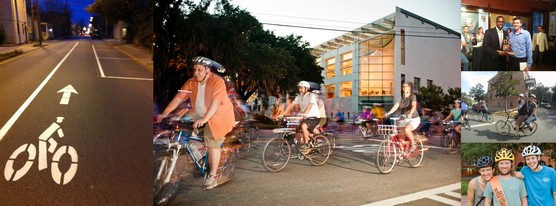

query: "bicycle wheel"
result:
(307, 134), (331, 166)
(237, 132), (251, 157)
(495, 120), (511, 135)
(443, 134), (450, 147)
(463, 120), (471, 130)
(324, 132), (338, 154)
(486, 114), (494, 123)
(248, 127), (259, 146)
(522, 122), (538, 136)
(376, 139), (397, 174)
(154, 152), (184, 206)
(261, 138), (291, 172)
(408, 138), (424, 167)
(445, 134), (457, 154)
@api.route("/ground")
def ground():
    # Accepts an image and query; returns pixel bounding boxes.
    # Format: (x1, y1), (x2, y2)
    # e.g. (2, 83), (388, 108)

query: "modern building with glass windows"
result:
(312, 7), (460, 117)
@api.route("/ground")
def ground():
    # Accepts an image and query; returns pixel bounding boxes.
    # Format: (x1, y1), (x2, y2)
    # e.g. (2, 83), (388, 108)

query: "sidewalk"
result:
(0, 41), (49, 55)
(104, 39), (153, 72)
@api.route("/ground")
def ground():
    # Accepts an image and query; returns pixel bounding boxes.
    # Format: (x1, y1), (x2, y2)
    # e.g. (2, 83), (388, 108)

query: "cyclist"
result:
(356, 106), (373, 136)
(443, 100), (462, 135)
(467, 156), (494, 206)
(516, 94), (538, 134)
(478, 102), (489, 116)
(520, 145), (556, 206)
(282, 81), (321, 153)
(156, 56), (235, 190)
(371, 103), (385, 124)
(461, 100), (469, 121)
(313, 90), (327, 134)
(385, 82), (420, 152)
(484, 148), (527, 206)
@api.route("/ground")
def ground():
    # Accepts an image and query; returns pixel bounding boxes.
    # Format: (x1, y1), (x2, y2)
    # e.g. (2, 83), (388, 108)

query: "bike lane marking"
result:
(92, 45), (153, 81)
(361, 182), (460, 206)
(470, 122), (495, 128)
(0, 42), (79, 141)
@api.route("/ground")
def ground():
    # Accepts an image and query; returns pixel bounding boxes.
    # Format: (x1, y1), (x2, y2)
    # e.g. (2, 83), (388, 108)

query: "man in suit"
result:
(481, 16), (508, 70)
(532, 25), (549, 67)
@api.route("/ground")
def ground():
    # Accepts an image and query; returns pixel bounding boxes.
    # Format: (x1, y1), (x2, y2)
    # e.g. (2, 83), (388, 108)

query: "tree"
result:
(40, 0), (72, 38)
(531, 83), (551, 104)
(461, 92), (473, 107)
(468, 83), (485, 102)
(489, 72), (520, 111)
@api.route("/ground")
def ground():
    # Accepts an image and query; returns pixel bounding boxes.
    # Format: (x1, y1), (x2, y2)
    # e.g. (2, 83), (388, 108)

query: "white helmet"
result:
(519, 93), (524, 97)
(522, 145), (542, 157)
(298, 81), (310, 88)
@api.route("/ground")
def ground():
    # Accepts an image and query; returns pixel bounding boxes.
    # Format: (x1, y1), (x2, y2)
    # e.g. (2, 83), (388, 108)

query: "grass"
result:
(0, 49), (23, 61)
(461, 179), (470, 195)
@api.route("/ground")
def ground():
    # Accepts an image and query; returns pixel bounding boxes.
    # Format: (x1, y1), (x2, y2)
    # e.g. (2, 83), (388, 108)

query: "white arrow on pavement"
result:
(57, 85), (78, 105)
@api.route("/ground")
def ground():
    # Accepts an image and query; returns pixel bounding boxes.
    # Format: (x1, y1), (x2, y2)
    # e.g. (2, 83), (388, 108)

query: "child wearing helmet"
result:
(484, 148), (527, 206)
(467, 156), (494, 206)
(519, 145), (556, 206)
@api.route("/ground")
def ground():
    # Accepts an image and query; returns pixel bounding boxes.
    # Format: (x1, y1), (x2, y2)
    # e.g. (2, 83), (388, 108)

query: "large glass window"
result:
(341, 52), (352, 75)
(325, 57), (335, 78)
(358, 32), (395, 96)
(325, 84), (335, 98)
(340, 82), (352, 97)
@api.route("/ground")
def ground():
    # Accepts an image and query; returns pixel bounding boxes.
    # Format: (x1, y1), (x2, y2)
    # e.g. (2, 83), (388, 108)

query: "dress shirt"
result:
(509, 29), (533, 67)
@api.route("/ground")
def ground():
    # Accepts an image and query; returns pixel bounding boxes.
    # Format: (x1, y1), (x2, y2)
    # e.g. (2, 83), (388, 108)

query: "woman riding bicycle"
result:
(385, 82), (420, 152)
(356, 106), (373, 136)
(443, 99), (462, 135)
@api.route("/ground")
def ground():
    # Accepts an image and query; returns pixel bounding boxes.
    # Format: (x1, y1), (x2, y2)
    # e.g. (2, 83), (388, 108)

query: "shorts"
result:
(399, 117), (421, 130)
(318, 117), (328, 127)
(516, 115), (528, 126)
(186, 113), (225, 149)
(301, 117), (321, 132)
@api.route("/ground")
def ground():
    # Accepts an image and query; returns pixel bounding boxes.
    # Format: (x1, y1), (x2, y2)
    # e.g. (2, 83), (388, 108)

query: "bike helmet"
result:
(192, 56), (226, 75)
(519, 93), (524, 97)
(495, 148), (514, 162)
(454, 99), (461, 103)
(530, 94), (536, 99)
(476, 156), (494, 168)
(522, 145), (542, 157)
(298, 81), (310, 88)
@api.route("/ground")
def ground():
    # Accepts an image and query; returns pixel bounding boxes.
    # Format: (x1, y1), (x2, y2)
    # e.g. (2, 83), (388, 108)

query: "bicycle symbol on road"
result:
(4, 117), (78, 185)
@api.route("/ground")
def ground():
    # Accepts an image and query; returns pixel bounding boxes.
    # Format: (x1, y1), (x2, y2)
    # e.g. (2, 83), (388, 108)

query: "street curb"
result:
(107, 42), (153, 73)
(0, 43), (52, 65)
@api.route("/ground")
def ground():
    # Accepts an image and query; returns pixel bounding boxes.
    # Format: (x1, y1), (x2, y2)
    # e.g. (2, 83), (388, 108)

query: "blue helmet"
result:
(476, 156), (494, 168)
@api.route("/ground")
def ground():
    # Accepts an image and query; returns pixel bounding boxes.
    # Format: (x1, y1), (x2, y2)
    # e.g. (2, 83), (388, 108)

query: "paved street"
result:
(0, 38), (152, 205)
(167, 131), (461, 205)
(463, 108), (556, 142)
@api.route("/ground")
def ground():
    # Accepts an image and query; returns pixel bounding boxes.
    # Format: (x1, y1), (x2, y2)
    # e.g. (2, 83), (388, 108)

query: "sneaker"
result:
(529, 125), (534, 131)
(204, 174), (218, 190)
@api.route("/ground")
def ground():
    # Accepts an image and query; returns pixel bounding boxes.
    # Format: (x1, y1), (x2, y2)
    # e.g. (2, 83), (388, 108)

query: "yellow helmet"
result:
(495, 148), (514, 162)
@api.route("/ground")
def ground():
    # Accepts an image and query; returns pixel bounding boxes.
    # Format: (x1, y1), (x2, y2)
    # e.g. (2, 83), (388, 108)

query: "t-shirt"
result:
(520, 166), (556, 206)
(461, 102), (468, 111)
(484, 176), (527, 206)
(398, 94), (419, 118)
(518, 99), (527, 115)
(293, 92), (320, 119)
(371, 107), (385, 119)
(196, 83), (207, 116)
(359, 111), (372, 120)
(528, 102), (537, 116)
(451, 109), (462, 121)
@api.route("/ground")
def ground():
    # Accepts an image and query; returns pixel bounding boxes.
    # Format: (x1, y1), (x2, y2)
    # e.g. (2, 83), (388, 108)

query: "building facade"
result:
(486, 71), (534, 110)
(0, 0), (29, 45)
(313, 7), (460, 117)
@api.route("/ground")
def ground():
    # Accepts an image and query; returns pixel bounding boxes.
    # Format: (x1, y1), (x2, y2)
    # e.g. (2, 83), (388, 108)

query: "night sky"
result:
(39, 0), (95, 23)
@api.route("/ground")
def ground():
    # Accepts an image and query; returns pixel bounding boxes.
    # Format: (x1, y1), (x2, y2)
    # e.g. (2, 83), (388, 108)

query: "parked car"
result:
(544, 104), (552, 109)
(90, 30), (103, 39)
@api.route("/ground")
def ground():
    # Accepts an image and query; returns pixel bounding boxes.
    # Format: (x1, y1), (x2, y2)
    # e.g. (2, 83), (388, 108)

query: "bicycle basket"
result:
(377, 125), (398, 136)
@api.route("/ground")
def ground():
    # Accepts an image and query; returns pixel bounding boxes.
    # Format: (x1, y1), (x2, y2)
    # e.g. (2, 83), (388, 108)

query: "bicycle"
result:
(353, 119), (377, 138)
(461, 116), (471, 130)
(243, 118), (260, 145)
(153, 117), (237, 205)
(476, 110), (493, 123)
(261, 116), (331, 172)
(375, 117), (425, 174)
(495, 112), (538, 136)
(4, 117), (78, 185)
(442, 121), (461, 154)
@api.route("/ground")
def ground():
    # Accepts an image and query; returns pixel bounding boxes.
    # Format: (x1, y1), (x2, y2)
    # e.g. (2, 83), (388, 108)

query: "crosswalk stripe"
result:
(443, 191), (461, 198)
(427, 195), (460, 206)
(361, 182), (460, 206)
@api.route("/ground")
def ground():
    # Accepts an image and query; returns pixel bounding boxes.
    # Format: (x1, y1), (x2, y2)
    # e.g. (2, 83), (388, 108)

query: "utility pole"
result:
(13, 0), (22, 44)
(36, 0), (42, 46)
(31, 0), (35, 41)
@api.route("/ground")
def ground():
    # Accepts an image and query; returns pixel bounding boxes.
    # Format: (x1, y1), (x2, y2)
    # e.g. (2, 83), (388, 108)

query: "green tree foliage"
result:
(418, 85), (461, 114)
(531, 82), (552, 104)
(490, 71), (520, 111)
(153, 0), (323, 108)
(462, 143), (556, 168)
(86, 0), (152, 47)
(468, 83), (485, 102)
(461, 92), (473, 107)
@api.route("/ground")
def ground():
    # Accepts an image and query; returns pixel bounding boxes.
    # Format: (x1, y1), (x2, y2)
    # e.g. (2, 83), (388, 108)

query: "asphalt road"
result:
(462, 108), (556, 142)
(167, 131), (461, 205)
(0, 38), (152, 205)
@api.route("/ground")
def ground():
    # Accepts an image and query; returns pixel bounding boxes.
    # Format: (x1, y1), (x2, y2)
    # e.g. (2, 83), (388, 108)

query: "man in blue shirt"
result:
(509, 17), (533, 71)
(520, 145), (556, 206)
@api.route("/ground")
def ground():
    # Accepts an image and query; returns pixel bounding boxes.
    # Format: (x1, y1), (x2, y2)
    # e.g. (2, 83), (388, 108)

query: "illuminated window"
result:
(358, 33), (395, 96)
(325, 84), (335, 98)
(341, 52), (352, 75)
(340, 82), (352, 97)
(325, 57), (335, 78)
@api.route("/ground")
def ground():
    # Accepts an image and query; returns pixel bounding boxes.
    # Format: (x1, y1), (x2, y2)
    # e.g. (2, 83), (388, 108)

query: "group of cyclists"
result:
(467, 146), (556, 206)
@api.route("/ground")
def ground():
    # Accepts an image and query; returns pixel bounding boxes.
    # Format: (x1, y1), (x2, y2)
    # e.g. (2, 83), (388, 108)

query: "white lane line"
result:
(443, 191), (461, 198)
(361, 182), (460, 206)
(470, 122), (495, 128)
(0, 42), (79, 141)
(427, 195), (460, 206)
(104, 76), (153, 81)
(98, 57), (132, 60)
(92, 45), (106, 77)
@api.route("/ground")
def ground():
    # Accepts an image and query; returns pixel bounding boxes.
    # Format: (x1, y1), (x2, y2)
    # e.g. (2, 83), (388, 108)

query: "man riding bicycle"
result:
(281, 81), (321, 154)
(156, 56), (235, 190)
(516, 94), (538, 133)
